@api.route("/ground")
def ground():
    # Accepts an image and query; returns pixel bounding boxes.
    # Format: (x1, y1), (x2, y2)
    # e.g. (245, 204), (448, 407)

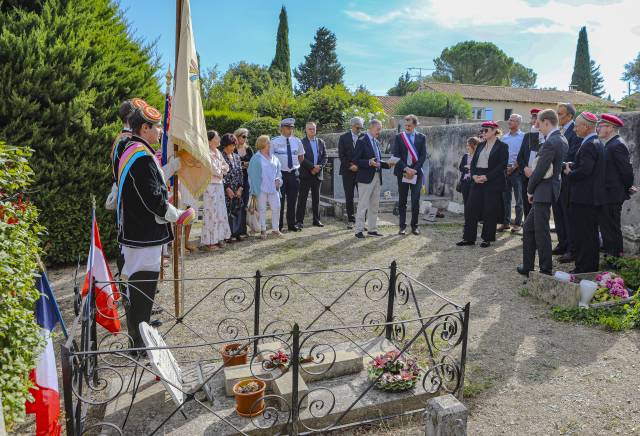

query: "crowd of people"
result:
(455, 104), (636, 276)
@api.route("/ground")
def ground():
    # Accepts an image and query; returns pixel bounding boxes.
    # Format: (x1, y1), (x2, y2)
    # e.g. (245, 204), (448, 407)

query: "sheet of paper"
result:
(402, 174), (418, 184)
(528, 150), (537, 168)
(387, 156), (400, 164)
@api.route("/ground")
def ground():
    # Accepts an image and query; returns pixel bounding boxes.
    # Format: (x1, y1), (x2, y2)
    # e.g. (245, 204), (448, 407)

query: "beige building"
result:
(379, 82), (622, 121)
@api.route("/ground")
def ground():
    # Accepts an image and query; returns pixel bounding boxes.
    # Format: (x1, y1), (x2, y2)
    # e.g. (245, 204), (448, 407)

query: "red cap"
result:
(481, 121), (499, 128)
(599, 113), (624, 127)
(578, 111), (598, 123)
(530, 108), (541, 115)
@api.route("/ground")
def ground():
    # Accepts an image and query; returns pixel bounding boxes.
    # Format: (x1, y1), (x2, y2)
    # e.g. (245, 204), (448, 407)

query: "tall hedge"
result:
(0, 0), (162, 264)
(0, 143), (45, 430)
(203, 109), (253, 135)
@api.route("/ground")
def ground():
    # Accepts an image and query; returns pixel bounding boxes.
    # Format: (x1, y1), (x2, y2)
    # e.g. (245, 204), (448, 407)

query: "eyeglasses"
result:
(480, 128), (489, 133)
(240, 135), (248, 139)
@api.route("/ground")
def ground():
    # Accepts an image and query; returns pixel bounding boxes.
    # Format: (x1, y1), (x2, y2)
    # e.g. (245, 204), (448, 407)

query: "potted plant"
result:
(220, 343), (249, 367)
(367, 350), (422, 392)
(233, 378), (266, 417)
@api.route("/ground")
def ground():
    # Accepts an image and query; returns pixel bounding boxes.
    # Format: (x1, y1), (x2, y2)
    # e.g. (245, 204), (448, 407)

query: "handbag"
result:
(228, 197), (242, 235)
(455, 180), (462, 193)
(246, 196), (261, 233)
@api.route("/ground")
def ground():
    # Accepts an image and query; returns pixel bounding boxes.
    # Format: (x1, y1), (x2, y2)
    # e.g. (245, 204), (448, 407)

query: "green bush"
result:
(254, 84), (298, 120)
(240, 117), (280, 147)
(395, 91), (472, 119)
(0, 143), (45, 430)
(204, 109), (253, 135)
(0, 0), (163, 264)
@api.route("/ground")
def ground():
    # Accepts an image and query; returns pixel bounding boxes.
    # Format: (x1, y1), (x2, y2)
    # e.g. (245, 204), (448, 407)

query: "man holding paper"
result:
(392, 114), (427, 235)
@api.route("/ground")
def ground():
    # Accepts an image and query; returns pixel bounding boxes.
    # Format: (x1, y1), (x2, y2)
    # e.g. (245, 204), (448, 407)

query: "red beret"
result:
(599, 113), (624, 127)
(481, 121), (499, 128)
(578, 111), (598, 123)
(530, 108), (541, 115)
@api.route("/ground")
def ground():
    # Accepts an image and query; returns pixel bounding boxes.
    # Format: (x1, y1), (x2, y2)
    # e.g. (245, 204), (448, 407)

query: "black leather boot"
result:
(125, 270), (159, 349)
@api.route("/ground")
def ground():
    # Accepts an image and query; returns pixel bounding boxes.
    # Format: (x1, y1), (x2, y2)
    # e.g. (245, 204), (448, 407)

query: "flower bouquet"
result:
(367, 350), (421, 392)
(591, 272), (630, 303)
(263, 349), (315, 372)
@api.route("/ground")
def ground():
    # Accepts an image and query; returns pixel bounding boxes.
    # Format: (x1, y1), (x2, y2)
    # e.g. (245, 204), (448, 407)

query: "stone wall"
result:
(319, 112), (640, 253)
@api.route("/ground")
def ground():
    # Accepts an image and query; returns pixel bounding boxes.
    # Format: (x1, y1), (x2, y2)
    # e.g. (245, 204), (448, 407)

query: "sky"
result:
(118, 0), (639, 101)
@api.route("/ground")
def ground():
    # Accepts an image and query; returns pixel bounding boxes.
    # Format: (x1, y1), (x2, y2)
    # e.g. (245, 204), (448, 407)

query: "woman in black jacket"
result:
(458, 137), (480, 205)
(457, 121), (509, 248)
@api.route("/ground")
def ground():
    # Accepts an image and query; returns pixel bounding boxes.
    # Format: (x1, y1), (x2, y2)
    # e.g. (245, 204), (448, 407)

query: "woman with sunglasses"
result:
(457, 121), (509, 248)
(234, 128), (254, 237)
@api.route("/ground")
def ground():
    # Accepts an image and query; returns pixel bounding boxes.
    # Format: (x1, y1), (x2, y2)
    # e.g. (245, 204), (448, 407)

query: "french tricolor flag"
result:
(25, 273), (64, 436)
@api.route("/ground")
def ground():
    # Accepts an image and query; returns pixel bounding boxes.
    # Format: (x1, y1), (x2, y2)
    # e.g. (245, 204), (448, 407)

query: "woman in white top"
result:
(201, 130), (231, 250)
(247, 135), (282, 239)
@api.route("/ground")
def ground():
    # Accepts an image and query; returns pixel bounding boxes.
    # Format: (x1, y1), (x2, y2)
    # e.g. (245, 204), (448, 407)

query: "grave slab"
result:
(223, 363), (277, 396)
(272, 371), (308, 411)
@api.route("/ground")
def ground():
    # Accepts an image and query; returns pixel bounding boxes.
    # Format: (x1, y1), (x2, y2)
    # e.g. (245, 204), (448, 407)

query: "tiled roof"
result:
(377, 96), (403, 115)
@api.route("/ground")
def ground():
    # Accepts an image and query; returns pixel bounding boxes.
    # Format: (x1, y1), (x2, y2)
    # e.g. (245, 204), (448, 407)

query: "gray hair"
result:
(557, 102), (576, 117)
(305, 121), (317, 128)
(509, 113), (523, 124)
(369, 119), (382, 128)
(350, 117), (364, 127)
(233, 127), (249, 137)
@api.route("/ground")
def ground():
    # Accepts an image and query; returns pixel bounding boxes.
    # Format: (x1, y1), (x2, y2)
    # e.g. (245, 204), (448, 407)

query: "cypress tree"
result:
(570, 27), (592, 93)
(293, 27), (345, 93)
(0, 0), (162, 263)
(269, 6), (292, 89)
(590, 60), (606, 97)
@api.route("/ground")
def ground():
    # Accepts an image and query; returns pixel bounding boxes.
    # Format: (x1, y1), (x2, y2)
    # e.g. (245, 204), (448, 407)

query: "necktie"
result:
(286, 137), (293, 169)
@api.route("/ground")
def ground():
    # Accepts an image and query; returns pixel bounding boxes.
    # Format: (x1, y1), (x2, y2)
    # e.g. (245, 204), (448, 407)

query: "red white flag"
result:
(82, 215), (121, 333)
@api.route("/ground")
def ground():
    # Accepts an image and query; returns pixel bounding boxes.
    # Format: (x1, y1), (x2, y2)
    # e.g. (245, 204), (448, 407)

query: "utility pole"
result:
(407, 67), (435, 90)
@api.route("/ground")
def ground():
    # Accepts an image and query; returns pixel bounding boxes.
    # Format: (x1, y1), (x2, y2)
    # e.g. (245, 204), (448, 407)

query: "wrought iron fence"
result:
(61, 261), (469, 435)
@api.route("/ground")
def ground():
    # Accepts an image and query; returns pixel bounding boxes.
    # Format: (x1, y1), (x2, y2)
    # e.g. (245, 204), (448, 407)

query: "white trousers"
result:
(355, 176), (381, 233)
(121, 245), (162, 280)
(258, 191), (281, 231)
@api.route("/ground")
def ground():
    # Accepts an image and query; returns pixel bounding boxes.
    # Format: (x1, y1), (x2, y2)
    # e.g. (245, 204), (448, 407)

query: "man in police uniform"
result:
(272, 118), (305, 232)
(115, 104), (194, 349)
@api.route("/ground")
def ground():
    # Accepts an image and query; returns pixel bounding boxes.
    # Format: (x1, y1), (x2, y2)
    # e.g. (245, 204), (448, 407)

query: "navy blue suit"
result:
(353, 134), (390, 184)
(392, 132), (427, 229)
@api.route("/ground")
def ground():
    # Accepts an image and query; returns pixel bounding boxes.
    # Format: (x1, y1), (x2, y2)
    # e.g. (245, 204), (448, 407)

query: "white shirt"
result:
(259, 152), (281, 194)
(271, 135), (304, 171)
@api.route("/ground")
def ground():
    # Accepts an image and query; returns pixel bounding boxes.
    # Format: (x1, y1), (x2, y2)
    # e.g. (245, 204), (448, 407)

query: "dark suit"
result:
(568, 134), (606, 272)
(553, 121), (581, 253)
(458, 153), (472, 205)
(598, 135), (634, 257)
(296, 137), (327, 225)
(354, 135), (390, 184)
(392, 131), (427, 230)
(462, 139), (508, 243)
(516, 131), (540, 217)
(338, 131), (360, 222)
(522, 130), (567, 273)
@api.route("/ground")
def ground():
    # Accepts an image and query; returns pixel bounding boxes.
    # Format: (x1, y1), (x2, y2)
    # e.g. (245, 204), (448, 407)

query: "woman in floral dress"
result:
(201, 130), (231, 250)
(220, 133), (245, 242)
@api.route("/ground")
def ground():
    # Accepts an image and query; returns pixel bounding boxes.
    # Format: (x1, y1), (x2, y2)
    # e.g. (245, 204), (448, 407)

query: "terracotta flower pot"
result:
(220, 343), (248, 367)
(233, 378), (266, 417)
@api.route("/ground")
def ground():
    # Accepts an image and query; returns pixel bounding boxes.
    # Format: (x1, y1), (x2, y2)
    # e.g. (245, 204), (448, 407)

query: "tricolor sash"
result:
(116, 142), (156, 224)
(400, 132), (418, 163)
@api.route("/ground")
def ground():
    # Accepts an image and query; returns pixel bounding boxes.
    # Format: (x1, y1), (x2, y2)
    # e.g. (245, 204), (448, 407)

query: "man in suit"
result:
(564, 112), (606, 273)
(353, 119), (396, 238)
(499, 113), (525, 233)
(596, 114), (636, 259)
(392, 114), (427, 235)
(338, 117), (364, 228)
(518, 109), (568, 276)
(553, 103), (580, 263)
(517, 108), (541, 220)
(296, 121), (328, 228)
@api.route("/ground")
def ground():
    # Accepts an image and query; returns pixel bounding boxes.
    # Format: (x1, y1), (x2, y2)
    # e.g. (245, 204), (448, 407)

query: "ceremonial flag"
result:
(82, 209), (121, 333)
(25, 274), (63, 436)
(170, 0), (212, 197)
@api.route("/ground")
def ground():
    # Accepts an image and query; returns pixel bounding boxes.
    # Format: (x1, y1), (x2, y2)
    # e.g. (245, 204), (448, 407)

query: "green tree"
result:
(395, 91), (472, 119)
(590, 60), (606, 97)
(622, 52), (640, 91)
(387, 72), (419, 96)
(225, 62), (274, 96)
(0, 0), (162, 263)
(293, 26), (344, 93)
(510, 62), (537, 88)
(270, 6), (292, 89)
(570, 26), (592, 93)
(432, 41), (514, 85)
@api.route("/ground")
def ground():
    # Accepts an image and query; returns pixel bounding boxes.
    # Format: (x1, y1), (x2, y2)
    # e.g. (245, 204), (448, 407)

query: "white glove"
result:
(162, 156), (182, 178)
(105, 183), (118, 211)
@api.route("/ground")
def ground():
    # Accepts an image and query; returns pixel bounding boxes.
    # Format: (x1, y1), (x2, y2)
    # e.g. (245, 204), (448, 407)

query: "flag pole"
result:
(160, 65), (173, 284)
(172, 0), (183, 318)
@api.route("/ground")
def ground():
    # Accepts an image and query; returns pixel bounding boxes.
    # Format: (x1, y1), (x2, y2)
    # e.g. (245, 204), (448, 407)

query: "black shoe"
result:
(288, 225), (301, 232)
(149, 319), (163, 328)
(540, 270), (552, 276)
(412, 228), (420, 235)
(480, 241), (491, 248)
(367, 231), (383, 237)
(355, 232), (365, 239)
(399, 228), (407, 235)
(313, 221), (324, 227)
(516, 266), (530, 277)
(296, 223), (304, 229)
(558, 253), (575, 264)
(552, 246), (565, 255)
(456, 240), (474, 246)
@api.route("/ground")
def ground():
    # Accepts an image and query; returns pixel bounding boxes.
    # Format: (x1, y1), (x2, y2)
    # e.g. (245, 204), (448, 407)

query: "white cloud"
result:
(345, 0), (639, 99)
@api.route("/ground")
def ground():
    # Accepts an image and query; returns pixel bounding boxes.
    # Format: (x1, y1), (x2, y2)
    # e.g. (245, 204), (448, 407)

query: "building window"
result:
(472, 107), (484, 120)
(504, 109), (512, 120)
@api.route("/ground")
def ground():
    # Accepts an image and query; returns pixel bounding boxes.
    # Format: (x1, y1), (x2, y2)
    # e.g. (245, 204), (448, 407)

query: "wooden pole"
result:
(160, 66), (173, 284)
(172, 0), (184, 317)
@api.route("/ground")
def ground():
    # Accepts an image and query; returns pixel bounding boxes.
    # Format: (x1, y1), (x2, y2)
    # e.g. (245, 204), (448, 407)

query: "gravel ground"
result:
(13, 213), (640, 435)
